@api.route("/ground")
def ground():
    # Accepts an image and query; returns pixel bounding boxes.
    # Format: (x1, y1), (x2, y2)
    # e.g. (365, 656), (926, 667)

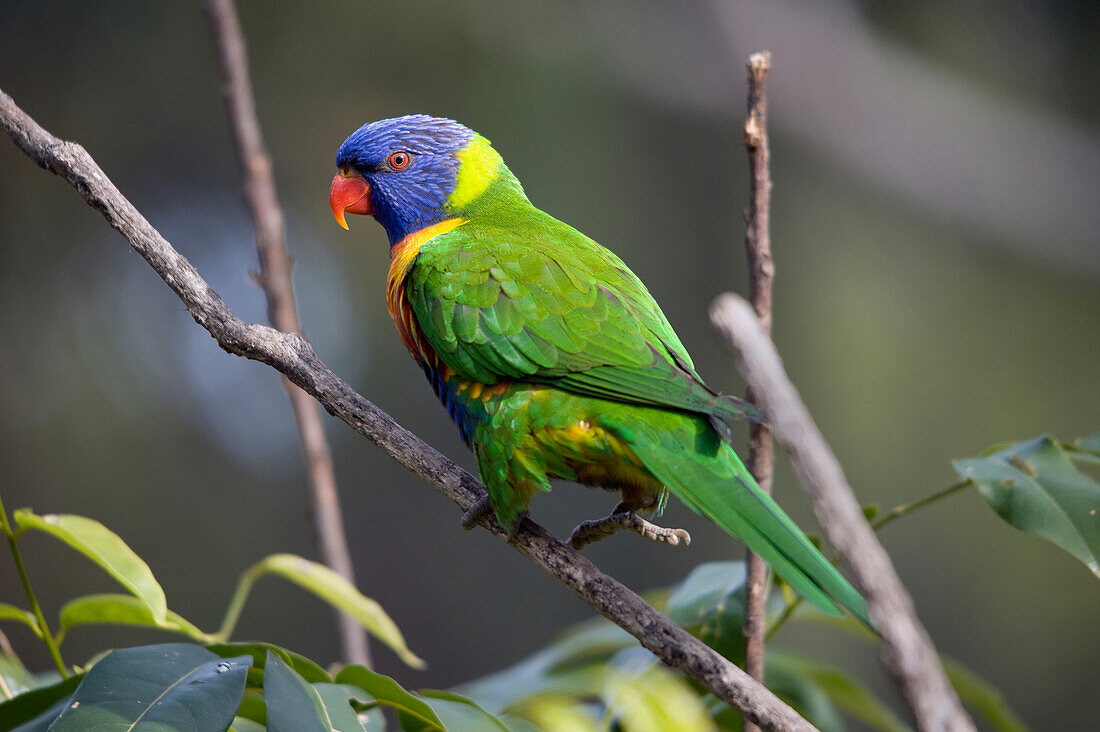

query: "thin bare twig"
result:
(710, 293), (975, 732)
(0, 89), (818, 732)
(871, 482), (971, 533)
(739, 51), (776, 732)
(763, 480), (974, 643)
(204, 0), (370, 668)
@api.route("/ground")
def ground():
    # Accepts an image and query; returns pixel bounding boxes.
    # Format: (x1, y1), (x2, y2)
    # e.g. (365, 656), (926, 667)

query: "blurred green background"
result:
(1, 1), (1097, 728)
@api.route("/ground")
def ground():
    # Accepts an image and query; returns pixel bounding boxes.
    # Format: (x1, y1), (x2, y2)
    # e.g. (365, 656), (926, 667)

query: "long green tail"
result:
(624, 415), (871, 626)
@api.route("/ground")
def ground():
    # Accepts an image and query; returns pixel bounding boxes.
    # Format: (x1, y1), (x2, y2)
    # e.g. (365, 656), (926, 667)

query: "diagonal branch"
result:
(710, 293), (975, 732)
(739, 51), (776, 732)
(204, 0), (369, 668)
(0, 88), (816, 732)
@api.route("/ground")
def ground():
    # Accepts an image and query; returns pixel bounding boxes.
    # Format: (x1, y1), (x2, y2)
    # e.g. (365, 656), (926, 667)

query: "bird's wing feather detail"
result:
(404, 215), (761, 423)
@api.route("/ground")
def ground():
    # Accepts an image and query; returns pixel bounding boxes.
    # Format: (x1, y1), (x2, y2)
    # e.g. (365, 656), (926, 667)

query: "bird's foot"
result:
(461, 495), (493, 530)
(627, 514), (692, 547)
(568, 511), (691, 550)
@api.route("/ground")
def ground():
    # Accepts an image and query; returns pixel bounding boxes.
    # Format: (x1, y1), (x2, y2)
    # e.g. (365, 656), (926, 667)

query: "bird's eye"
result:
(389, 151), (411, 170)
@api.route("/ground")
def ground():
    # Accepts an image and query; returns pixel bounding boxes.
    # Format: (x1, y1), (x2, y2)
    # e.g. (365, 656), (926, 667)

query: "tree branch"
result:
(739, 51), (776, 732)
(709, 293), (975, 732)
(0, 88), (817, 732)
(204, 0), (370, 669)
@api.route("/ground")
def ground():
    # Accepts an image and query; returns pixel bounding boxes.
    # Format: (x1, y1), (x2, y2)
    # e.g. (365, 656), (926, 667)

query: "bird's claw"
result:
(461, 495), (493, 530)
(628, 515), (692, 547)
(462, 496), (527, 542)
(568, 511), (691, 550)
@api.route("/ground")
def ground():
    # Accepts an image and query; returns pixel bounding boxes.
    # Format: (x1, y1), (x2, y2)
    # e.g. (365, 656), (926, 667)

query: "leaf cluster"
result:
(1, 432), (1095, 730)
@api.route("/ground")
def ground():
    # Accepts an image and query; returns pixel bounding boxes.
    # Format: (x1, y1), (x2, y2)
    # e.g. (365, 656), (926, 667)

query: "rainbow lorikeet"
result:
(330, 115), (868, 622)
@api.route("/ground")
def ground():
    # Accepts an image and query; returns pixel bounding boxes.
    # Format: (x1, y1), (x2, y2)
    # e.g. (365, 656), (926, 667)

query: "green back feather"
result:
(406, 196), (759, 423)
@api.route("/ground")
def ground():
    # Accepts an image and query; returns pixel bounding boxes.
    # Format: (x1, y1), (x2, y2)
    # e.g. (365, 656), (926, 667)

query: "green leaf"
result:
(762, 660), (846, 732)
(248, 554), (425, 669)
(456, 618), (630, 714)
(264, 651), (363, 732)
(235, 689), (268, 726)
(943, 657), (1028, 732)
(419, 690), (510, 731)
(13, 510), (166, 623)
(0, 604), (40, 639)
(335, 664), (444, 730)
(666, 562), (747, 620)
(1074, 432), (1100, 455)
(206, 642), (330, 684)
(314, 684), (377, 731)
(602, 666), (715, 732)
(538, 617), (635, 672)
(954, 435), (1100, 577)
(460, 619), (711, 731)
(361, 707), (386, 732)
(48, 643), (249, 731)
(797, 611), (1027, 731)
(0, 653), (34, 699)
(770, 654), (912, 732)
(57, 594), (207, 643)
(1063, 434), (1100, 465)
(312, 687), (384, 732)
(505, 699), (598, 732)
(11, 699), (72, 732)
(0, 674), (80, 731)
(665, 561), (750, 663)
(230, 717), (267, 732)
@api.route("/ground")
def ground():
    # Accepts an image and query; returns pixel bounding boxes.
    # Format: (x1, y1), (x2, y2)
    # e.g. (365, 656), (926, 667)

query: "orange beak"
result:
(329, 172), (373, 229)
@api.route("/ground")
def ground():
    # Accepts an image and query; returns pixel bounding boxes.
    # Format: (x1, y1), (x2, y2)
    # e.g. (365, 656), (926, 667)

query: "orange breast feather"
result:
(385, 218), (465, 366)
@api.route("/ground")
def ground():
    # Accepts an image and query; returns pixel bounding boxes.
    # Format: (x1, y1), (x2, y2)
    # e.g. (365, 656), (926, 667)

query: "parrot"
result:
(330, 115), (868, 623)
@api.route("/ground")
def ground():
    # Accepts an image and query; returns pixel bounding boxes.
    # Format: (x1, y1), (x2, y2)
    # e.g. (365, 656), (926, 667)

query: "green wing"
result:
(405, 212), (760, 424)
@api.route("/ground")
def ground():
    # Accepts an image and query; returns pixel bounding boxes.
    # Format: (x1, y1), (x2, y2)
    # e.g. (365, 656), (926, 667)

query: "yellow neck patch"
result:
(447, 135), (501, 211)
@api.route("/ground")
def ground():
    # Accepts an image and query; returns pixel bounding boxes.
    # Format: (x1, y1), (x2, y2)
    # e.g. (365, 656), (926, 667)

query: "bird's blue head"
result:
(331, 115), (515, 245)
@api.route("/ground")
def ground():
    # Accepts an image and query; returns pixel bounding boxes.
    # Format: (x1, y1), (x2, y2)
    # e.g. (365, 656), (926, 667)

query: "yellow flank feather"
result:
(447, 135), (502, 210)
(538, 420), (663, 495)
(563, 419), (596, 441)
